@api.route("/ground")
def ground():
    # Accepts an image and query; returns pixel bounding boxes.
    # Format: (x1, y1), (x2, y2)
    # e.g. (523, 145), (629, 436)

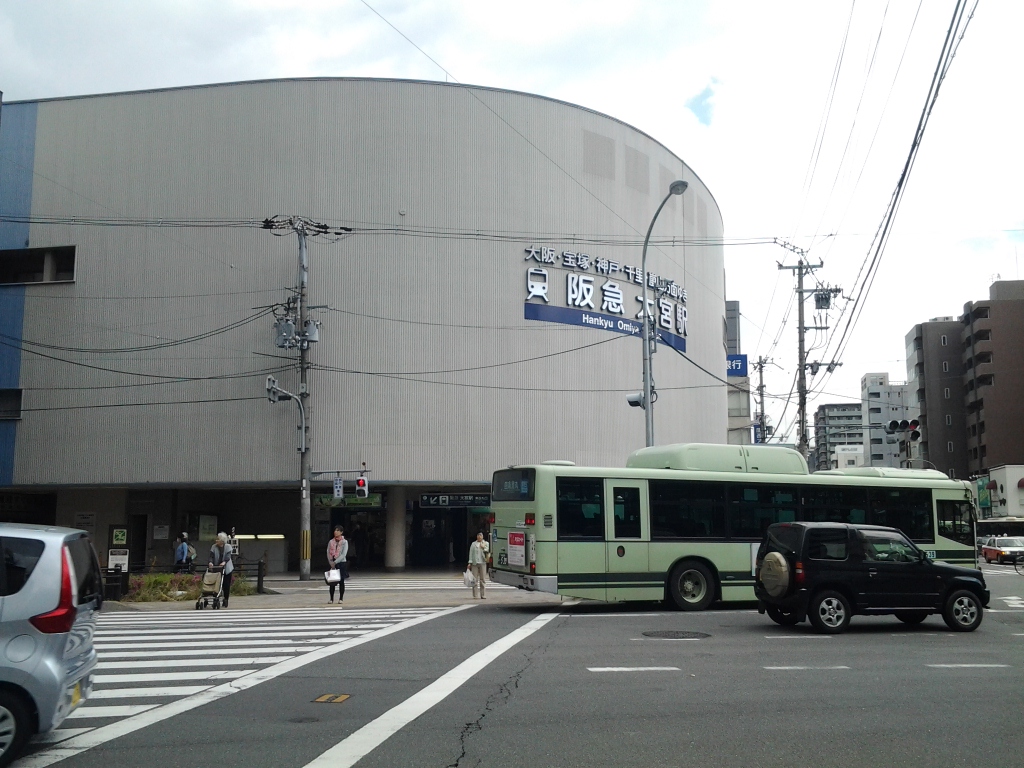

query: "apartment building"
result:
(905, 317), (969, 478)
(861, 373), (910, 468)
(812, 402), (863, 472)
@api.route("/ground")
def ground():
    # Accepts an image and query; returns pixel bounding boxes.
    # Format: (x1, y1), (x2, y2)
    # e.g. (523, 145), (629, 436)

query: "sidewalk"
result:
(103, 569), (565, 612)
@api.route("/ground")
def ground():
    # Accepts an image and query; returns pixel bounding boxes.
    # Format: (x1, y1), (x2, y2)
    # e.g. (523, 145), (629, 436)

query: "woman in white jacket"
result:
(326, 526), (348, 605)
(467, 532), (489, 599)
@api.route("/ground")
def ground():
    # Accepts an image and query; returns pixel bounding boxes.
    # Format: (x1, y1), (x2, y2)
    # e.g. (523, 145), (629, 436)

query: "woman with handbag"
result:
(326, 526), (348, 605)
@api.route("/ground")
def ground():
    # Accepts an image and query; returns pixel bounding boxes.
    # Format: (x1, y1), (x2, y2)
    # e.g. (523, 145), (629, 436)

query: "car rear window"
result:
(761, 524), (802, 557)
(1, 536), (46, 596)
(67, 535), (103, 604)
(805, 529), (848, 560)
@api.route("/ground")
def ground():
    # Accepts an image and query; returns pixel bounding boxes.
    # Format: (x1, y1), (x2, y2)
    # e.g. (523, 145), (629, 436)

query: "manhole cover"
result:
(641, 630), (710, 640)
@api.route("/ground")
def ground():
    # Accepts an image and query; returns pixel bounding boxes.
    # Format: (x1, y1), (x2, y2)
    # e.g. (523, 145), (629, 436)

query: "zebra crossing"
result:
(27, 606), (461, 757)
(269, 576), (512, 592)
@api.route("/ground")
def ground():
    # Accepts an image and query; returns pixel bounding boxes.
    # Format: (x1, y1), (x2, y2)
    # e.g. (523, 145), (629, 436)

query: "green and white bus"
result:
(489, 443), (977, 609)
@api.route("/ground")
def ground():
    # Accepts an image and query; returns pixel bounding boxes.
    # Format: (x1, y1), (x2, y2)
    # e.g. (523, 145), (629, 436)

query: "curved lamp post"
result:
(639, 179), (688, 447)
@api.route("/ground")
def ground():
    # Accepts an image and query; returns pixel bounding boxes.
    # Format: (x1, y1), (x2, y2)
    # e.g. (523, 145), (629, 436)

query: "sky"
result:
(2, 0), (1022, 445)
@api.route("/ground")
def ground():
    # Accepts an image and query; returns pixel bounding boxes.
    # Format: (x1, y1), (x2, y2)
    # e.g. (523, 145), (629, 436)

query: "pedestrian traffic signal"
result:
(355, 475), (369, 498)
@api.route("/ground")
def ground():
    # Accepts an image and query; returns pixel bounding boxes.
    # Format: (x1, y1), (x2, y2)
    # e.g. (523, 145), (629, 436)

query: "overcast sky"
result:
(2, 0), (1022, 443)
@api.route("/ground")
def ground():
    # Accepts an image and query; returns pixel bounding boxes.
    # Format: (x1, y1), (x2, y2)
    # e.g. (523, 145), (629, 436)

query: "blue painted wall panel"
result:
(0, 101), (38, 485)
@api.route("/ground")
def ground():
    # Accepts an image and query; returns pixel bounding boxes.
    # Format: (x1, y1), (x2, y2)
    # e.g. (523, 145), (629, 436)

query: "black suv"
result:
(754, 522), (989, 634)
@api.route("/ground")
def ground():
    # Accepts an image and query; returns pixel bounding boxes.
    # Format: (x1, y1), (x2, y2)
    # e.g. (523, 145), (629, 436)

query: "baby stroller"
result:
(195, 568), (224, 610)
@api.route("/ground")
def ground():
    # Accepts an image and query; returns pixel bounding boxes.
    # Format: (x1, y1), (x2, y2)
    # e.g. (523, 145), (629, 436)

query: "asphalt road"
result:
(20, 564), (1024, 768)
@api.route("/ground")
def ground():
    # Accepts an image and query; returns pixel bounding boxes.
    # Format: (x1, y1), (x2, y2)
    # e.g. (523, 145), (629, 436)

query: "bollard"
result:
(257, 558), (266, 594)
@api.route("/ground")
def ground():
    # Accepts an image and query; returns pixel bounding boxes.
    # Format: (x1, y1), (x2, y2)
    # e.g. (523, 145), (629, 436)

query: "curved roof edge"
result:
(1, 76), (722, 219)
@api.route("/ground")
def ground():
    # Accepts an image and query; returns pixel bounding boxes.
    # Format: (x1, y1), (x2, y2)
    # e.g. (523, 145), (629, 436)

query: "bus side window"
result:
(936, 500), (974, 546)
(557, 478), (605, 541)
(613, 487), (641, 538)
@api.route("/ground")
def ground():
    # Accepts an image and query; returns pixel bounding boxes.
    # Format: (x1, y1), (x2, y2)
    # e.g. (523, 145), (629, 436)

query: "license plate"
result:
(70, 682), (81, 708)
(498, 552), (508, 566)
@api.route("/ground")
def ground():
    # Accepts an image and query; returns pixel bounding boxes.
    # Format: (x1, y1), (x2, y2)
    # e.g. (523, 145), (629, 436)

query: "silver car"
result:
(0, 524), (101, 766)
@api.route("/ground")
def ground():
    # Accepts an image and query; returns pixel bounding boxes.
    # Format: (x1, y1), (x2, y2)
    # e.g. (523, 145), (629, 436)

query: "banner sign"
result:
(524, 303), (686, 353)
(727, 354), (748, 377)
(507, 531), (526, 567)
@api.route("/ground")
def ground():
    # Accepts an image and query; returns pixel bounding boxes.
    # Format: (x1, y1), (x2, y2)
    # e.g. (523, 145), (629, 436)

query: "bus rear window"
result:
(492, 469), (536, 502)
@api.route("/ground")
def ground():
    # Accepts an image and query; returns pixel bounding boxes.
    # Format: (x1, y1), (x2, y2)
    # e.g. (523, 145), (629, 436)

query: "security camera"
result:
(627, 392), (645, 408)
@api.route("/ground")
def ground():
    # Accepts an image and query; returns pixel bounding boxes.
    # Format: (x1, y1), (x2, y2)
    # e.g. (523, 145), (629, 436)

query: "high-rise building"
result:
(962, 280), (1024, 474)
(905, 317), (969, 478)
(861, 373), (909, 467)
(726, 301), (752, 445)
(812, 402), (863, 472)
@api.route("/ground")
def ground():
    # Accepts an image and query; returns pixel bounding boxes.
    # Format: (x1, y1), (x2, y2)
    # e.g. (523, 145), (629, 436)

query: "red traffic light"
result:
(355, 475), (369, 498)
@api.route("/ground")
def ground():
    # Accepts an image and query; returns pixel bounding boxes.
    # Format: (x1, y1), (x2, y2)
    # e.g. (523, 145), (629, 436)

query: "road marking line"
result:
(94, 630), (371, 642)
(587, 667), (680, 672)
(764, 666), (850, 670)
(88, 686), (212, 699)
(764, 636), (833, 640)
(30, 729), (93, 745)
(93, 670), (249, 684)
(95, 624), (388, 636)
(97, 646), (325, 658)
(629, 638), (701, 641)
(926, 664), (1010, 668)
(20, 606), (469, 768)
(94, 639), (333, 650)
(569, 613), (664, 618)
(67, 705), (159, 719)
(302, 611), (560, 768)
(97, 608), (436, 620)
(94, 656), (294, 670)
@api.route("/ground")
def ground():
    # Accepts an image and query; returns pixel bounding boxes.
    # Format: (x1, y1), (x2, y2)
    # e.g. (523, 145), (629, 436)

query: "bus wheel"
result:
(668, 561), (715, 611)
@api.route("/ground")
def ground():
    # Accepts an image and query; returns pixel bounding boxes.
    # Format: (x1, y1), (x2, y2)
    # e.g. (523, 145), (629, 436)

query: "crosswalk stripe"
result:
(95, 622), (391, 635)
(97, 646), (326, 658)
(94, 638), (334, 650)
(93, 670), (251, 683)
(89, 686), (212, 699)
(95, 656), (294, 670)
(94, 630), (371, 642)
(67, 705), (159, 719)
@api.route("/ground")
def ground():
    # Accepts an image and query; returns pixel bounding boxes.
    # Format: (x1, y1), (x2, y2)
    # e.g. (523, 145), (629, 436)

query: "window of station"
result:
(0, 246), (76, 285)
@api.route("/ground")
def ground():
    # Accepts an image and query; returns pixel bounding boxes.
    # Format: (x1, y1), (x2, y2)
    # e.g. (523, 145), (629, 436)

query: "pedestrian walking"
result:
(208, 532), (234, 608)
(467, 532), (489, 599)
(326, 526), (348, 605)
(173, 535), (190, 573)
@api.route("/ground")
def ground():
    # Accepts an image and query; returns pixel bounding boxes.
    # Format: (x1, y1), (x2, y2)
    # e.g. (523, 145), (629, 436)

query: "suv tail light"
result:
(30, 545), (77, 634)
(794, 561), (805, 586)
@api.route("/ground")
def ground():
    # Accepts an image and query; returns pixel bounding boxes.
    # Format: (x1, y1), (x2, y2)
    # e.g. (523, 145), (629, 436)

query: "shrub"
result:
(122, 570), (258, 601)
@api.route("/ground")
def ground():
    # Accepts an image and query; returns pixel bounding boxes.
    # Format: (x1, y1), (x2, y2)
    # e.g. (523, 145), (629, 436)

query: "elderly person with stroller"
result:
(208, 532), (234, 608)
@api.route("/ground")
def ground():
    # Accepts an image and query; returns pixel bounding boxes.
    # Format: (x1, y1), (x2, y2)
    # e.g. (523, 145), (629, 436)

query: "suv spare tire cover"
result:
(760, 551), (790, 598)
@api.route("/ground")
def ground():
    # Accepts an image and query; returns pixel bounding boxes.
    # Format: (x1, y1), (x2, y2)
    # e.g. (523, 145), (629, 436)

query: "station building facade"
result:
(0, 78), (726, 571)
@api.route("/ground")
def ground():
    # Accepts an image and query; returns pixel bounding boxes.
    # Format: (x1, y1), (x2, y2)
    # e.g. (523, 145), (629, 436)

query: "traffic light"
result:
(908, 419), (921, 441)
(355, 474), (369, 498)
(886, 419), (900, 434)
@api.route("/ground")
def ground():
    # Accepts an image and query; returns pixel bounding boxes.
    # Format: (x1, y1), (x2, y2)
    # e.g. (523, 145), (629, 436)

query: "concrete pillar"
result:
(385, 486), (409, 572)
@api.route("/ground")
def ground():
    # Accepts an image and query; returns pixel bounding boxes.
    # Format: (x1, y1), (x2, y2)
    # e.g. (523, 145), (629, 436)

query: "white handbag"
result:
(463, 569), (475, 588)
(325, 569), (341, 583)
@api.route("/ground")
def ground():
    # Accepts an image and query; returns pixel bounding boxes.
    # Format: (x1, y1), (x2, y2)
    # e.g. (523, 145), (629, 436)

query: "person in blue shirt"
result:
(174, 534), (190, 573)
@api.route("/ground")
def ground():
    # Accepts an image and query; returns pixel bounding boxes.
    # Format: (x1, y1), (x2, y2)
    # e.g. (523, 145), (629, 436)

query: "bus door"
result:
(604, 479), (652, 600)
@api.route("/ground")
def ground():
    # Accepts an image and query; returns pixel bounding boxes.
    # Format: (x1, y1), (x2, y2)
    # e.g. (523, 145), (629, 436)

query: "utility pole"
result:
(752, 356), (770, 443)
(777, 258), (839, 460)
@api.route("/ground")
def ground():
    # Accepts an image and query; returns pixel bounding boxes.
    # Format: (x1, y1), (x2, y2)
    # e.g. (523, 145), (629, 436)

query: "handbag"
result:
(325, 568), (341, 583)
(463, 569), (474, 588)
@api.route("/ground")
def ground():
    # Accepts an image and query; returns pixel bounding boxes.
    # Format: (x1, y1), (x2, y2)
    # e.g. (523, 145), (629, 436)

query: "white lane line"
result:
(94, 670), (249, 684)
(21, 606), (470, 768)
(89, 686), (212, 699)
(94, 638), (332, 650)
(764, 636), (833, 640)
(301, 611), (559, 768)
(764, 666), (850, 670)
(630, 638), (701, 641)
(926, 664), (1010, 668)
(97, 646), (325, 658)
(569, 613), (664, 618)
(30, 729), (93, 745)
(67, 705), (159, 719)
(94, 656), (293, 670)
(95, 623), (389, 636)
(97, 608), (436, 619)
(94, 630), (371, 643)
(587, 666), (680, 672)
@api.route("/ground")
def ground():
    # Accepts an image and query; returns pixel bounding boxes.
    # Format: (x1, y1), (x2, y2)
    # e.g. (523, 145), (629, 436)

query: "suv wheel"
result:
(766, 605), (800, 626)
(0, 690), (31, 768)
(808, 590), (851, 634)
(894, 611), (928, 625)
(942, 589), (983, 631)
(668, 561), (715, 611)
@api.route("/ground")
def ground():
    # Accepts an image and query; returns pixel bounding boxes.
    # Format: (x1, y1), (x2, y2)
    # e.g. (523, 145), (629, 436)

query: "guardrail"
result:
(102, 559), (267, 601)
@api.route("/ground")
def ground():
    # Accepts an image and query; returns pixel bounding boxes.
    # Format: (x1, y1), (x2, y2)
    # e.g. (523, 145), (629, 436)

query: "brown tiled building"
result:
(961, 280), (1024, 475)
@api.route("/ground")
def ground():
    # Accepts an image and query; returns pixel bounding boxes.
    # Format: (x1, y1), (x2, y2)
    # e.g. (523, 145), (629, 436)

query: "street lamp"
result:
(637, 179), (688, 447)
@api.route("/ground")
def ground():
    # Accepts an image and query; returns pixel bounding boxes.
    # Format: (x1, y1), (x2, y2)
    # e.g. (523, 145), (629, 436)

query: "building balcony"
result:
(974, 361), (995, 380)
(963, 338), (993, 363)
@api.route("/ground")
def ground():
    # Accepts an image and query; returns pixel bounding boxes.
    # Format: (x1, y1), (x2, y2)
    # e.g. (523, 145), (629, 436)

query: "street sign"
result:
(419, 494), (491, 508)
(112, 528), (127, 545)
(333, 478), (344, 499)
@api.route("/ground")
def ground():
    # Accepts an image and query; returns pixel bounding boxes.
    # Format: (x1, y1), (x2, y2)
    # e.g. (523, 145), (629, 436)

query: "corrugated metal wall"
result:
(11, 78), (726, 486)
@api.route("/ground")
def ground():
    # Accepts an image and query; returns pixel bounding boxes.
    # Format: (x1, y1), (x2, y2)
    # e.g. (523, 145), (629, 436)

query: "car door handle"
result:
(868, 568), (878, 577)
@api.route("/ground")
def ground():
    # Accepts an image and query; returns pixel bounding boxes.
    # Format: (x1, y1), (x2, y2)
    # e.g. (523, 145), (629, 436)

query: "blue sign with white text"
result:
(727, 354), (748, 377)
(524, 303), (686, 353)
